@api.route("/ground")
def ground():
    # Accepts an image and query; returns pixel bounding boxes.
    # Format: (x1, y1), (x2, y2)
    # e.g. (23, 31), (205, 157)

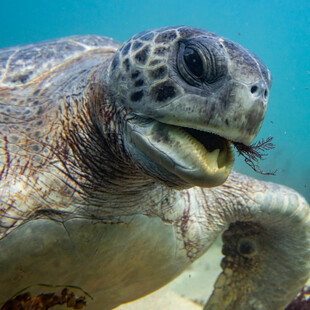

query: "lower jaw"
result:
(127, 117), (235, 188)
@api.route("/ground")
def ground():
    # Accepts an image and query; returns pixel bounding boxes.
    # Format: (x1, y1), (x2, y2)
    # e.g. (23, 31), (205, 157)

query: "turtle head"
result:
(106, 26), (272, 188)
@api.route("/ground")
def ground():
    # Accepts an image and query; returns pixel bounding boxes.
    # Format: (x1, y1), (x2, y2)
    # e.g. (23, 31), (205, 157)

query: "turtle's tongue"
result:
(126, 118), (234, 187)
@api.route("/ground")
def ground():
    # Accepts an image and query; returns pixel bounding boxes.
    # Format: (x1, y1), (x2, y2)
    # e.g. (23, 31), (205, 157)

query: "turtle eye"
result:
(177, 39), (226, 87)
(177, 42), (207, 86)
(183, 47), (204, 78)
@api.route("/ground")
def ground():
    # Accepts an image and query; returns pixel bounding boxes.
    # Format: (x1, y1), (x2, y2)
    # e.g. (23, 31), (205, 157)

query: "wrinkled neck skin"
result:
(67, 62), (174, 213)
(64, 64), (310, 309)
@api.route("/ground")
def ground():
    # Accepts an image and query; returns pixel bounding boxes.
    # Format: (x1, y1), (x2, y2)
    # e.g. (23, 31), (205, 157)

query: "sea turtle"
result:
(0, 26), (309, 310)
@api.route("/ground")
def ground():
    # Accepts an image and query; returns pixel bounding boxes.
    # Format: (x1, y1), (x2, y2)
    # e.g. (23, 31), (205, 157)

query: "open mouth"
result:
(128, 117), (235, 187)
(182, 127), (233, 170)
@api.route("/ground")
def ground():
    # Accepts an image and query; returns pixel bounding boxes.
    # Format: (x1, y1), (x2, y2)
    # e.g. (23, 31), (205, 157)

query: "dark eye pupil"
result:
(238, 240), (255, 255)
(184, 47), (203, 77)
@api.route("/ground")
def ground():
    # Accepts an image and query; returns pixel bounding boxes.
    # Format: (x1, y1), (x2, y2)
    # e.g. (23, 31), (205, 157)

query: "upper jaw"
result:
(139, 77), (269, 147)
(149, 92), (267, 147)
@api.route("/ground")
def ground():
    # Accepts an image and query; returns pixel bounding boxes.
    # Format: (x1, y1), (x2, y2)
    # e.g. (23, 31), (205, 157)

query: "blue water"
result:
(1, 0), (309, 200)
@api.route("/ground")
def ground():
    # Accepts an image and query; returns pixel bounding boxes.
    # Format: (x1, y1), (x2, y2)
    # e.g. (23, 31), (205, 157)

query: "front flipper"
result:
(203, 172), (310, 310)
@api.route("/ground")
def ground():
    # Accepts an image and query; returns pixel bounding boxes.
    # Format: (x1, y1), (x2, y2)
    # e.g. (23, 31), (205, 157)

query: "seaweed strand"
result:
(234, 136), (277, 176)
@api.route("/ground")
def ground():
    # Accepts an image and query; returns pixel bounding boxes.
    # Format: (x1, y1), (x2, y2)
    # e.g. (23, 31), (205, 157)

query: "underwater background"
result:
(1, 0), (308, 201)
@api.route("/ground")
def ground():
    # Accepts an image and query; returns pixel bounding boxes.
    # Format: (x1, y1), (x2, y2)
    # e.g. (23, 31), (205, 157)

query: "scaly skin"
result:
(0, 28), (309, 310)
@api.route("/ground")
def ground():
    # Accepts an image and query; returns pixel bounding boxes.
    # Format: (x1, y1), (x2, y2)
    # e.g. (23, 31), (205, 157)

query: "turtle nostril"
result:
(251, 85), (258, 94)
(264, 89), (268, 98)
